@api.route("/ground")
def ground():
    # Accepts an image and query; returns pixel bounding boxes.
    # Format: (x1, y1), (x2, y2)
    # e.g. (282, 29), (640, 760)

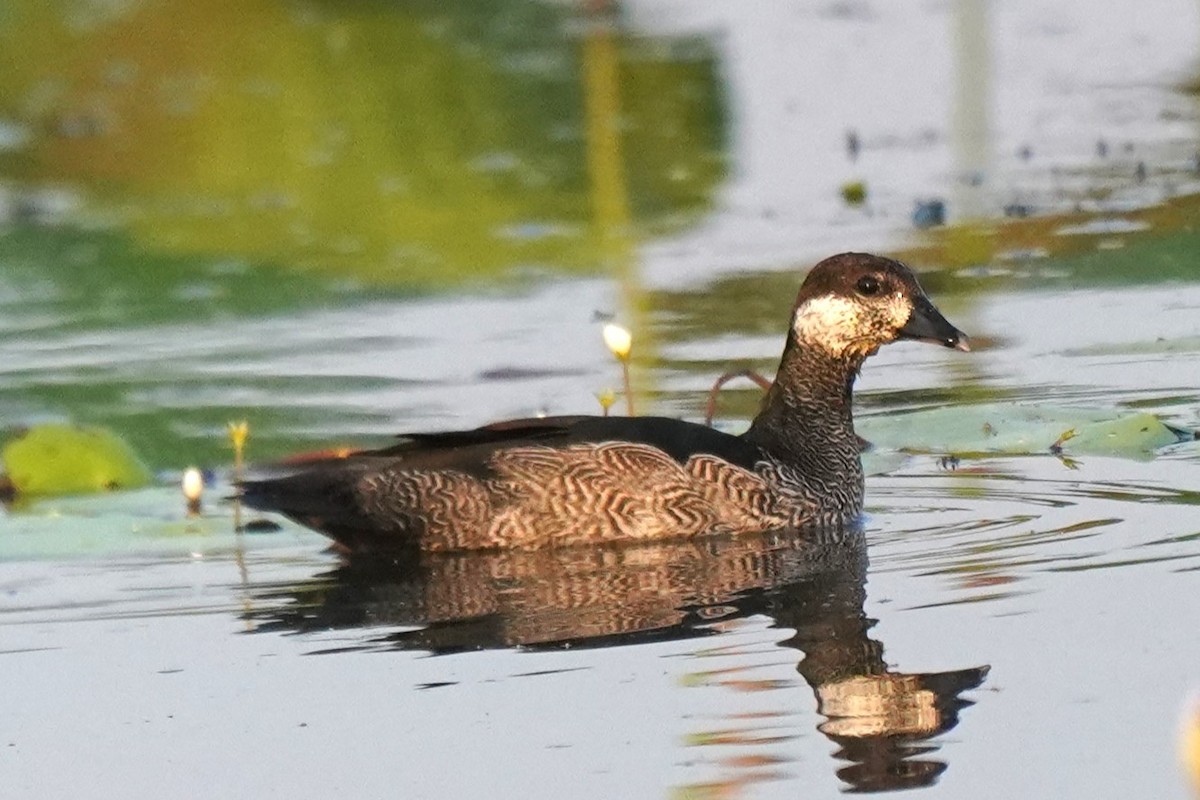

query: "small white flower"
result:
(181, 467), (204, 503)
(602, 323), (632, 360)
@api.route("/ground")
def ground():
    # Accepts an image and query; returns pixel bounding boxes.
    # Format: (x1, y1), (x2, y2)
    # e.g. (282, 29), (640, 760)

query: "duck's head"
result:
(790, 252), (969, 360)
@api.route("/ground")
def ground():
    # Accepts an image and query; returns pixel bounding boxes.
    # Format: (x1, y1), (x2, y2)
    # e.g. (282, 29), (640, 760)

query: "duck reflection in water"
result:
(247, 529), (987, 793)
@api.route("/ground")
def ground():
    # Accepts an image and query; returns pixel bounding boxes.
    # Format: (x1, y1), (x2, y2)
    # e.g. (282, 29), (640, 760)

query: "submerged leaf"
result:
(2, 423), (153, 497)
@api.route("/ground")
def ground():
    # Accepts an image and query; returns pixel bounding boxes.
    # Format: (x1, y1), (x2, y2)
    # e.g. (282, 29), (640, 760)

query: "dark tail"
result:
(238, 463), (393, 552)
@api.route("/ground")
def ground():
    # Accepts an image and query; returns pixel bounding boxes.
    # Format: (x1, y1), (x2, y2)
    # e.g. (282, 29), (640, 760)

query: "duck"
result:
(239, 252), (969, 552)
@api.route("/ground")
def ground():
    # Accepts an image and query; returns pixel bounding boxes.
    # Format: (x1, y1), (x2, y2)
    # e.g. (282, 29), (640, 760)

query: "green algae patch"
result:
(2, 424), (153, 497)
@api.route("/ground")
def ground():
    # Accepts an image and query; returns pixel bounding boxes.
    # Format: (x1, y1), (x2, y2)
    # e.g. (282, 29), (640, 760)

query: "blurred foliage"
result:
(0, 0), (726, 285)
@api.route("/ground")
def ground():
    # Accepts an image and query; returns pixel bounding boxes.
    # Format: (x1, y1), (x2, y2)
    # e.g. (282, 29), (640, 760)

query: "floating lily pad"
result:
(0, 486), (318, 561)
(1062, 412), (1190, 456)
(857, 403), (1191, 460)
(2, 423), (154, 497)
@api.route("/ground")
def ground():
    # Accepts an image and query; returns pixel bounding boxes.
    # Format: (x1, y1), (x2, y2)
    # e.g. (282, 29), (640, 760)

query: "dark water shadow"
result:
(246, 530), (988, 793)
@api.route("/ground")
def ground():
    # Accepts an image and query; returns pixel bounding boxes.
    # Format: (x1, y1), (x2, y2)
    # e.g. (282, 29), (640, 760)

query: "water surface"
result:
(2, 1), (1200, 798)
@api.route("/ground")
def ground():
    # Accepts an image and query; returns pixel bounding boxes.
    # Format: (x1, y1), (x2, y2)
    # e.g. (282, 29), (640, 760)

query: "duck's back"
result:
(240, 415), (787, 552)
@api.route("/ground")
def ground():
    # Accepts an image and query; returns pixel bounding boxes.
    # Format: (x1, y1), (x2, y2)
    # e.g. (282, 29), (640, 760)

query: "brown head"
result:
(789, 252), (969, 361)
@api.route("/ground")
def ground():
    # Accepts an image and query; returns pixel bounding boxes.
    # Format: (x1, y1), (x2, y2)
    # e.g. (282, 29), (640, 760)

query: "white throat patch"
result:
(791, 293), (911, 356)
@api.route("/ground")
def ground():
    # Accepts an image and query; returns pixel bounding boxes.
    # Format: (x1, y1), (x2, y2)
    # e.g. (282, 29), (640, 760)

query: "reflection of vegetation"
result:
(899, 192), (1200, 286)
(0, 0), (726, 285)
(0, 371), (393, 473)
(0, 226), (374, 330)
(0, 225), (399, 467)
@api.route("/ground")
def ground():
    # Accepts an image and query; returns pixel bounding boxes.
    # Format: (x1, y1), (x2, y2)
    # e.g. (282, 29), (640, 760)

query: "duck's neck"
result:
(742, 334), (865, 467)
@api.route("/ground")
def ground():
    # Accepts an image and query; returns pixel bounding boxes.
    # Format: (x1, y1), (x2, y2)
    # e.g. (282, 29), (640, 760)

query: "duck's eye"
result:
(855, 276), (882, 297)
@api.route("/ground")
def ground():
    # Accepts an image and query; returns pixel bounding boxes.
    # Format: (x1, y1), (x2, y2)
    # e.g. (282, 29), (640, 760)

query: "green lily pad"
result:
(2, 423), (154, 497)
(857, 404), (1191, 460)
(1063, 412), (1189, 456)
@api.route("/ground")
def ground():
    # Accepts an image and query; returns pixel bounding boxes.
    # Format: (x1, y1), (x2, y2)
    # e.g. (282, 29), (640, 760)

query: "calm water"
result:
(3, 1), (1200, 798)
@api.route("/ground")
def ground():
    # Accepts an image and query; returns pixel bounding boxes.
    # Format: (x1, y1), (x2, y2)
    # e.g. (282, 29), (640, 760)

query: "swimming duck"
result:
(240, 252), (969, 552)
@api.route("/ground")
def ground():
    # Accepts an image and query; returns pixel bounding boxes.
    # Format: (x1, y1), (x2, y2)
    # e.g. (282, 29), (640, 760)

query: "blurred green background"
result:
(0, 0), (724, 288)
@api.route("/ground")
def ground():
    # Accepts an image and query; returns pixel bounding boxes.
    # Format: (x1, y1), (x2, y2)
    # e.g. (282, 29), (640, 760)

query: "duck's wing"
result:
(372, 414), (763, 471)
(238, 415), (765, 550)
